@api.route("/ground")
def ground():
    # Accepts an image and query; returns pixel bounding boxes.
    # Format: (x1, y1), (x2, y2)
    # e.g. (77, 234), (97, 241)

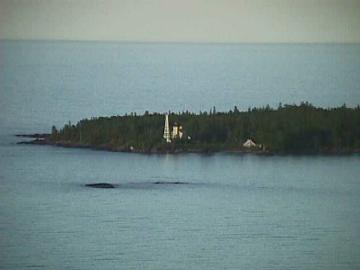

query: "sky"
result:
(0, 0), (360, 43)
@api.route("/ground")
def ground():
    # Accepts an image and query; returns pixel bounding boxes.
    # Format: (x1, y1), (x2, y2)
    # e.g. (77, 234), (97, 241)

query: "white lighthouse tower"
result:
(163, 114), (171, 143)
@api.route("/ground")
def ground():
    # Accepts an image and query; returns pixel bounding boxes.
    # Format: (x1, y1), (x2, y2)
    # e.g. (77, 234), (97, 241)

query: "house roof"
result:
(243, 139), (256, 147)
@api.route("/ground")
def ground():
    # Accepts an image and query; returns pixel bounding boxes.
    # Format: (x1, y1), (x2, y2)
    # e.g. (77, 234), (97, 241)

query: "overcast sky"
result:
(0, 0), (359, 43)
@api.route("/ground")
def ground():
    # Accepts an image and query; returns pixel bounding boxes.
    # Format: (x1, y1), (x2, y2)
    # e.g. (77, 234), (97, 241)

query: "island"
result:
(18, 103), (360, 154)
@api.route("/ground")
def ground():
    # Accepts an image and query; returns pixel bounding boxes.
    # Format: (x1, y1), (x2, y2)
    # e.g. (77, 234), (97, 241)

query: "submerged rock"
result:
(15, 133), (50, 138)
(85, 183), (116, 188)
(84, 181), (189, 189)
(153, 181), (188, 185)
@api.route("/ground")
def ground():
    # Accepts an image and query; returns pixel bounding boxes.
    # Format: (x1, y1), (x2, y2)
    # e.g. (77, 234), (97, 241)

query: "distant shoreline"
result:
(16, 134), (360, 156)
(16, 135), (269, 154)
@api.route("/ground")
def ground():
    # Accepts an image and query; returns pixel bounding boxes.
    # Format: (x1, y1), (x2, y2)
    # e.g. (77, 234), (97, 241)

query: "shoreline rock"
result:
(15, 133), (50, 139)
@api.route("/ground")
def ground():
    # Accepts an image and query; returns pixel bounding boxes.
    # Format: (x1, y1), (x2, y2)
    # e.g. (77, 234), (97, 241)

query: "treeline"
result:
(50, 102), (360, 153)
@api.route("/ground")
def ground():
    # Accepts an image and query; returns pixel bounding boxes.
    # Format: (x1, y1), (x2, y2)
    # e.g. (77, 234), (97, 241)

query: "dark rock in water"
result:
(85, 181), (189, 189)
(153, 181), (188, 185)
(85, 183), (116, 188)
(15, 133), (50, 138)
(17, 139), (47, 145)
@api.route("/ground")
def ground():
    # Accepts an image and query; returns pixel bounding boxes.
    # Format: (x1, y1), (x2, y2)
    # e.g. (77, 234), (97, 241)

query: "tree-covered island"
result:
(21, 103), (360, 154)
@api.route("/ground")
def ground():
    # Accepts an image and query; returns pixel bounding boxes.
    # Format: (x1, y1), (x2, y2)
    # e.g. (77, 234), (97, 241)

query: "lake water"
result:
(0, 41), (360, 269)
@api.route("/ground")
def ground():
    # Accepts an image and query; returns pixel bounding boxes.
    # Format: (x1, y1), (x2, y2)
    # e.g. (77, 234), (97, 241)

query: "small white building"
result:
(243, 139), (257, 148)
(163, 115), (185, 143)
(171, 122), (183, 139)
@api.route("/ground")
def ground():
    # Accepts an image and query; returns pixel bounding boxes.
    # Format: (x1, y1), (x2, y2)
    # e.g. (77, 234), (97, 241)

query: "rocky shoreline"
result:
(15, 134), (360, 155)
(15, 133), (270, 154)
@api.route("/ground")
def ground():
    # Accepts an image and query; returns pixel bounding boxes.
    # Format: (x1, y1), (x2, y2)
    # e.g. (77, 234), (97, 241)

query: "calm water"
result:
(1, 41), (360, 269)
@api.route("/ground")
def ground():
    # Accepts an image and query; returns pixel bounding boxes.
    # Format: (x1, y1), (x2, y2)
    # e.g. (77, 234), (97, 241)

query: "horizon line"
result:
(1, 38), (360, 45)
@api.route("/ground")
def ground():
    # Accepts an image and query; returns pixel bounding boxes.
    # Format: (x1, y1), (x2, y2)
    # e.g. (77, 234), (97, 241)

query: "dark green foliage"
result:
(50, 103), (360, 153)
